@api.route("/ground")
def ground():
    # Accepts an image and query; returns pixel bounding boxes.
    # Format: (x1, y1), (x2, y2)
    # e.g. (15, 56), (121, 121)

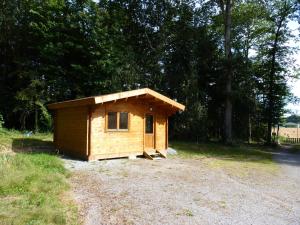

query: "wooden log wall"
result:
(55, 106), (88, 159)
(89, 100), (167, 160)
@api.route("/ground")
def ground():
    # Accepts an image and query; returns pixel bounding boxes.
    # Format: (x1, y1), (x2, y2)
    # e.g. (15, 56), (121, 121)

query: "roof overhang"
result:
(48, 88), (185, 111)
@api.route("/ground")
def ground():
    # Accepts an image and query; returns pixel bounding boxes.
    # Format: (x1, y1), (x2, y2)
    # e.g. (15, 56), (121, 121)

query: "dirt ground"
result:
(64, 151), (300, 225)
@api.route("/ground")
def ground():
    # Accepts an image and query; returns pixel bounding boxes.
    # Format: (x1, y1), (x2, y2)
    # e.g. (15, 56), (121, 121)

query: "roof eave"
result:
(48, 98), (96, 110)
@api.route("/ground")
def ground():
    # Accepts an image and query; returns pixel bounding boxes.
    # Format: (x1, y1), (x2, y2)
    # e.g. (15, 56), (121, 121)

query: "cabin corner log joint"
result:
(48, 88), (185, 161)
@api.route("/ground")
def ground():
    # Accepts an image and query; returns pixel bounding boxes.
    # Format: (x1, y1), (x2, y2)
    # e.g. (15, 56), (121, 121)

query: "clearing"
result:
(65, 142), (300, 225)
(1, 129), (299, 225)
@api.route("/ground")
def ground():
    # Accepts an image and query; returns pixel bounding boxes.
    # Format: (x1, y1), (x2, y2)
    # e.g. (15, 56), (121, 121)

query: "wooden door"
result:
(145, 114), (154, 150)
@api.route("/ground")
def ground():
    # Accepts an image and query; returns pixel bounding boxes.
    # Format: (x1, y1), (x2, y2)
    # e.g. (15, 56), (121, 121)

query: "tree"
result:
(255, 0), (297, 144)
(0, 0), (298, 144)
(286, 114), (300, 123)
(218, 0), (234, 143)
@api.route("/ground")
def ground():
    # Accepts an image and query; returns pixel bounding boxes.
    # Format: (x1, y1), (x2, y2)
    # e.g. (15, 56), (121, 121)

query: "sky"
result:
(285, 20), (300, 115)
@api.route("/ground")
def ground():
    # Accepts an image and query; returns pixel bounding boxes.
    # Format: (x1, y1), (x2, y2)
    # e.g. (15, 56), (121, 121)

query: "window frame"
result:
(107, 112), (118, 131)
(119, 112), (129, 131)
(106, 111), (129, 132)
(145, 114), (154, 134)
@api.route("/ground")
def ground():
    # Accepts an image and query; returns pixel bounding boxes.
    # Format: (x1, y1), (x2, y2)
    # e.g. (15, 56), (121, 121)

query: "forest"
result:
(1, 0), (299, 144)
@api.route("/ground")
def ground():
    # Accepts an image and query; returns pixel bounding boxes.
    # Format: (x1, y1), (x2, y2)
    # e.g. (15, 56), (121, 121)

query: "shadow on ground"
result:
(12, 138), (56, 154)
(170, 141), (300, 167)
(270, 145), (300, 167)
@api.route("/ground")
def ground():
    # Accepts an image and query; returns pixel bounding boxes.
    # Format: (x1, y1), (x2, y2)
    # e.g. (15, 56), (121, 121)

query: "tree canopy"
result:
(0, 0), (299, 143)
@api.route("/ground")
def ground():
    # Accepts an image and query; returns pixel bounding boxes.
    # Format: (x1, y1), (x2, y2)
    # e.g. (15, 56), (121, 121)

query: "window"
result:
(107, 112), (129, 131)
(119, 112), (128, 130)
(145, 114), (153, 134)
(108, 112), (117, 130)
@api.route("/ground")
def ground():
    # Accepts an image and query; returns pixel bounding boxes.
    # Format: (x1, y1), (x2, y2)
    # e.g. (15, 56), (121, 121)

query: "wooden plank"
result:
(166, 116), (168, 149)
(53, 111), (57, 147)
(87, 106), (92, 159)
(90, 151), (142, 160)
(48, 97), (95, 109)
(145, 134), (154, 149)
(48, 88), (185, 111)
(55, 106), (88, 159)
(155, 113), (166, 150)
(156, 149), (167, 158)
(145, 88), (185, 110)
(91, 101), (145, 158)
(143, 113), (145, 152)
(143, 151), (153, 160)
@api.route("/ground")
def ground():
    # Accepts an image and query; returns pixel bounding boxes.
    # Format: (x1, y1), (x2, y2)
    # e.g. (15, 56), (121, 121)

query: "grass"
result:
(176, 209), (194, 217)
(170, 141), (274, 161)
(0, 129), (53, 153)
(0, 128), (78, 225)
(170, 141), (278, 176)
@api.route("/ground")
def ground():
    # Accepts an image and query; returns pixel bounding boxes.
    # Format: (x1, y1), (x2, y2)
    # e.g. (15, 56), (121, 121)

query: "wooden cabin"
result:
(48, 88), (185, 160)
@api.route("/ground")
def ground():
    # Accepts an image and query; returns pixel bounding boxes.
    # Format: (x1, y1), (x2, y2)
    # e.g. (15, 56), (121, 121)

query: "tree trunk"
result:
(20, 113), (26, 131)
(222, 0), (233, 143)
(266, 17), (284, 145)
(34, 106), (39, 133)
(276, 124), (279, 143)
(248, 113), (252, 144)
(267, 116), (273, 144)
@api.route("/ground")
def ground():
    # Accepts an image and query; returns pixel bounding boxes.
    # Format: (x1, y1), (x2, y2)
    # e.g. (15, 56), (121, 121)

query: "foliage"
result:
(286, 114), (300, 124)
(0, 152), (77, 225)
(0, 0), (299, 142)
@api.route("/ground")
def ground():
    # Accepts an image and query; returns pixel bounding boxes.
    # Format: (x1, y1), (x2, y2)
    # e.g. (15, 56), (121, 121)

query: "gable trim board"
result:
(48, 88), (185, 111)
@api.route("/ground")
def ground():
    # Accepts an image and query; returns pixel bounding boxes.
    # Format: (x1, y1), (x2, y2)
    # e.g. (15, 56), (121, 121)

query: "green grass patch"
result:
(0, 153), (77, 225)
(170, 141), (278, 176)
(0, 128), (77, 225)
(170, 141), (274, 161)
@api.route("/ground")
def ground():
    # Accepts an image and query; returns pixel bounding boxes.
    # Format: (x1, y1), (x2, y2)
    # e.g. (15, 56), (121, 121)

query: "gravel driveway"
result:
(64, 150), (300, 225)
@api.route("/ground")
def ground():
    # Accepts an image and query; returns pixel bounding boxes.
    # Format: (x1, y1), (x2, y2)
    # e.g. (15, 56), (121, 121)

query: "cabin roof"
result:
(48, 88), (185, 111)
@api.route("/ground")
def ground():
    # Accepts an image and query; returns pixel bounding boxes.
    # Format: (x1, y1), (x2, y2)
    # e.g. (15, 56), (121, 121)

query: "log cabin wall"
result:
(54, 106), (88, 159)
(49, 88), (185, 160)
(89, 100), (167, 160)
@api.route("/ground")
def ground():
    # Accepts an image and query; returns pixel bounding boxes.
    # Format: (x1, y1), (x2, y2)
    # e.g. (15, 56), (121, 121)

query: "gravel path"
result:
(64, 151), (300, 225)
(273, 146), (300, 181)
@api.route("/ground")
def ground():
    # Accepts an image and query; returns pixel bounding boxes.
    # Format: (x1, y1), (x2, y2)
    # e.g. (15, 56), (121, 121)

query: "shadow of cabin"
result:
(12, 138), (56, 154)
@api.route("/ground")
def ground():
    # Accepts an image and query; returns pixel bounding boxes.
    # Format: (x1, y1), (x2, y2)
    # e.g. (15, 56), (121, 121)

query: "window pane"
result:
(119, 112), (128, 130)
(145, 115), (153, 133)
(108, 112), (117, 129)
